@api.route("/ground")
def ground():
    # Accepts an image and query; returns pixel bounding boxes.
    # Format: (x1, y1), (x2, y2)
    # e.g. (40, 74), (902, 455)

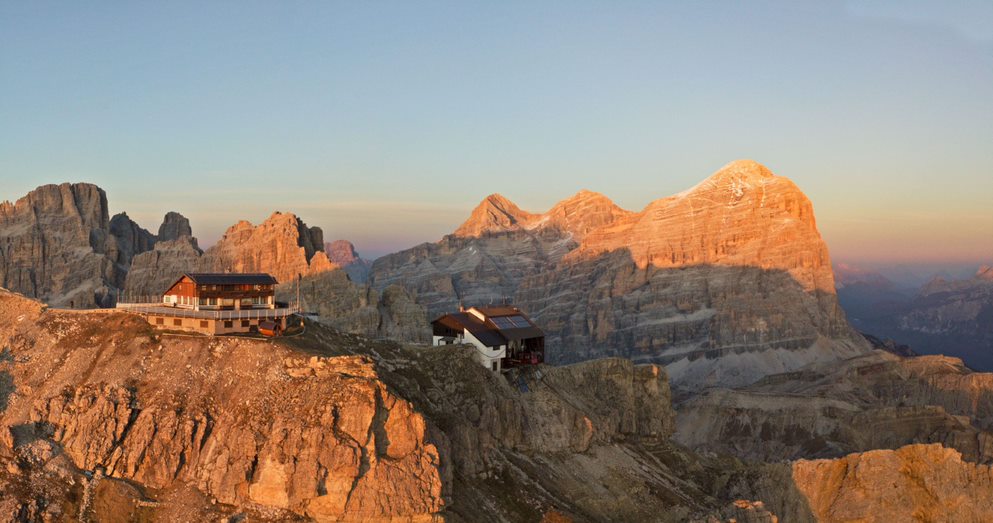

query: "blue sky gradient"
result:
(1, 1), (990, 263)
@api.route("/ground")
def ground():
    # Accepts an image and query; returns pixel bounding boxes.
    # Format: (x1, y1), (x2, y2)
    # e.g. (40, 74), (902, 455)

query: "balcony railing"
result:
(116, 301), (297, 321)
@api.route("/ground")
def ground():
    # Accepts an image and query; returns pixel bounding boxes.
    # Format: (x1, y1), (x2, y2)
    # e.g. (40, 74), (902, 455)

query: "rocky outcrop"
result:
(276, 270), (430, 342)
(0, 291), (445, 521)
(567, 160), (836, 293)
(792, 444), (993, 522)
(199, 212), (335, 283)
(326, 240), (372, 283)
(675, 351), (993, 464)
(372, 160), (868, 389)
(0, 183), (124, 307)
(108, 212), (156, 271)
(452, 193), (536, 238)
(157, 211), (196, 246)
(0, 183), (206, 308)
(121, 236), (203, 299)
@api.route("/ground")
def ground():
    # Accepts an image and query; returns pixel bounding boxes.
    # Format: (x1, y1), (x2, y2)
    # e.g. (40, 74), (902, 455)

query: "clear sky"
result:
(1, 1), (991, 264)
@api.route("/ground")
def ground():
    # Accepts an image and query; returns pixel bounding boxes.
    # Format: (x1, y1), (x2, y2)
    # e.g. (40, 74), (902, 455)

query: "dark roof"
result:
(472, 305), (523, 317)
(184, 273), (278, 285)
(431, 306), (544, 348)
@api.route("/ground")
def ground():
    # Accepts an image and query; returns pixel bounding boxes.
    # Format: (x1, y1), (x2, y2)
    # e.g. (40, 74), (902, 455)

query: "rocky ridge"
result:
(675, 350), (993, 464)
(792, 443), (993, 522)
(0, 183), (195, 308)
(326, 240), (373, 284)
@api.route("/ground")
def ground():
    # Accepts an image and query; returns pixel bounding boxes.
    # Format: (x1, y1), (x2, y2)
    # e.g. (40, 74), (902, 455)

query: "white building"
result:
(431, 306), (545, 372)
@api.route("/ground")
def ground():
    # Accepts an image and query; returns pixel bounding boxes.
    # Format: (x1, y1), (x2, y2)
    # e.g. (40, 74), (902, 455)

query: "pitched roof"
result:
(431, 306), (544, 348)
(471, 305), (524, 317)
(184, 273), (278, 285)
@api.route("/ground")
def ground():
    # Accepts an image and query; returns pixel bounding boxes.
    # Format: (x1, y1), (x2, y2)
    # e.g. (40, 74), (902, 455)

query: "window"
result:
(200, 320), (208, 328)
(241, 320), (250, 327)
(224, 320), (233, 328)
(491, 361), (499, 371)
(155, 317), (164, 325)
(510, 316), (531, 328)
(491, 315), (530, 329)
(173, 318), (182, 326)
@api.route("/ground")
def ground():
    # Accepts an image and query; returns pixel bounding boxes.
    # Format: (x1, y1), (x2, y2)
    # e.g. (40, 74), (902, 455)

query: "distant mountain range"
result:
(836, 263), (993, 371)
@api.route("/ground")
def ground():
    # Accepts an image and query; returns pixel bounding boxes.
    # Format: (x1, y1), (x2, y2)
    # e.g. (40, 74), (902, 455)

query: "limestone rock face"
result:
(325, 240), (372, 283)
(371, 160), (868, 389)
(675, 352), (993, 464)
(792, 444), (993, 522)
(540, 189), (633, 241)
(199, 212), (333, 283)
(157, 211), (196, 246)
(0, 291), (444, 521)
(569, 160), (836, 293)
(108, 212), (156, 271)
(0, 183), (122, 307)
(276, 270), (429, 342)
(453, 193), (535, 238)
(122, 237), (203, 299)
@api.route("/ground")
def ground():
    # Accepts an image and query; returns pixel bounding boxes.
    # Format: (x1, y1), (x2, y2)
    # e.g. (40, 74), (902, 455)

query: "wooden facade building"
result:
(163, 273), (278, 311)
(124, 272), (293, 336)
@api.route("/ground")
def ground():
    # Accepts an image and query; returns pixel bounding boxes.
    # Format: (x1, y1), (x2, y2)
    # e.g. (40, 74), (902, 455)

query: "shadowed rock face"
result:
(371, 160), (868, 389)
(157, 211), (196, 246)
(840, 265), (993, 371)
(0, 183), (137, 307)
(675, 352), (993, 464)
(0, 183), (207, 308)
(325, 240), (372, 284)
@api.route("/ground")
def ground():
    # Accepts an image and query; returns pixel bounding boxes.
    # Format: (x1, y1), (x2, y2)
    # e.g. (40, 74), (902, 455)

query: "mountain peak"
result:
(453, 193), (533, 238)
(571, 160), (834, 293)
(714, 159), (775, 180)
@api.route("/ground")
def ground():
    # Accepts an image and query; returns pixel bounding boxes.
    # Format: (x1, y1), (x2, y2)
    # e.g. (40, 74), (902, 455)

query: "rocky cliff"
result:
(675, 351), (993, 464)
(0, 183), (212, 308)
(371, 160), (868, 389)
(792, 444), (993, 522)
(198, 212), (335, 283)
(124, 211), (333, 297)
(326, 240), (373, 284)
(0, 290), (443, 521)
(0, 288), (743, 522)
(0, 183), (150, 308)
